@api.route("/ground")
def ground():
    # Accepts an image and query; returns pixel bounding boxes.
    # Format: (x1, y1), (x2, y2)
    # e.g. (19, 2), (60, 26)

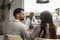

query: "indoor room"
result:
(0, 0), (60, 40)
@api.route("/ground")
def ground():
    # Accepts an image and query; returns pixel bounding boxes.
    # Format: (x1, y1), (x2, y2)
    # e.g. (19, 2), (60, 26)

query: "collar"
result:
(15, 19), (20, 22)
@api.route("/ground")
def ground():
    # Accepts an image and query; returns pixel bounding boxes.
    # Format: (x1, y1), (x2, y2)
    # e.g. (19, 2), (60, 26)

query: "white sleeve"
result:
(25, 18), (30, 29)
(21, 24), (28, 31)
(33, 17), (38, 24)
(15, 22), (28, 31)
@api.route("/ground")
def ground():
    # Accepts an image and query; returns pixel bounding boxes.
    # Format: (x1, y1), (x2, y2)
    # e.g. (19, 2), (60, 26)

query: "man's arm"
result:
(20, 28), (34, 40)
(30, 26), (40, 39)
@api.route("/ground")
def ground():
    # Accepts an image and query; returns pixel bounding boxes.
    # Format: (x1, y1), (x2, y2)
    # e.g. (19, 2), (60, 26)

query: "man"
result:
(7, 8), (33, 40)
(26, 12), (37, 30)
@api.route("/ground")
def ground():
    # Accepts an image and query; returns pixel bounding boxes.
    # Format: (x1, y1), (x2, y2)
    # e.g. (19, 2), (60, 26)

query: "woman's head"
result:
(39, 11), (57, 39)
(40, 11), (53, 24)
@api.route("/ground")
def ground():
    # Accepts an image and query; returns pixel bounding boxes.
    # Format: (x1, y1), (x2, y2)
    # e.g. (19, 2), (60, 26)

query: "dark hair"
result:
(13, 8), (24, 17)
(30, 12), (34, 16)
(39, 11), (57, 39)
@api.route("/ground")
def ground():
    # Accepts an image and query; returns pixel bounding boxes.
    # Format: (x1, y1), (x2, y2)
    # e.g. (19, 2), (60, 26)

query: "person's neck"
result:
(15, 18), (20, 21)
(30, 18), (32, 21)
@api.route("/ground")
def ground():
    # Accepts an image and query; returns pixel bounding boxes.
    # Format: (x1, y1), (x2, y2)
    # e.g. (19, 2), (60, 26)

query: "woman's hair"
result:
(39, 11), (57, 39)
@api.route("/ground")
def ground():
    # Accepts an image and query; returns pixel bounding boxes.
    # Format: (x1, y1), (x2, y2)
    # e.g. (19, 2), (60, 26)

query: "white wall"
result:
(24, 0), (60, 12)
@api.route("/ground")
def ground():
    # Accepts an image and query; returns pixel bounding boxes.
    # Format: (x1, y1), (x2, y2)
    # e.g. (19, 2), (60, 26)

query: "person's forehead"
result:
(21, 11), (25, 13)
(30, 13), (34, 15)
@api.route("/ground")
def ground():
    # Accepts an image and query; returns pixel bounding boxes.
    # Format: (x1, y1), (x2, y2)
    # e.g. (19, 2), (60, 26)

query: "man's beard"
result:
(20, 18), (24, 21)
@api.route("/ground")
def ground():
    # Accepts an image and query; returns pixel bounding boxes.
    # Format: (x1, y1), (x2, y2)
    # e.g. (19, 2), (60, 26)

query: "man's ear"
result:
(16, 13), (20, 17)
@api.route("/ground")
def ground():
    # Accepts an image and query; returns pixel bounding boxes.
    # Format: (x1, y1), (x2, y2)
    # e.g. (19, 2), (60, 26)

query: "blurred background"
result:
(0, 0), (60, 39)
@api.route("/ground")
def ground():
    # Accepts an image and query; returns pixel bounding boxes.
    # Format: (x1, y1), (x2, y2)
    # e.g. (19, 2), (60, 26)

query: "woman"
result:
(39, 11), (57, 39)
(31, 11), (57, 39)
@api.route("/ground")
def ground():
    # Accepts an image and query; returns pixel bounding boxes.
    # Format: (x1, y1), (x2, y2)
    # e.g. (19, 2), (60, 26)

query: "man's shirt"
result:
(7, 19), (32, 40)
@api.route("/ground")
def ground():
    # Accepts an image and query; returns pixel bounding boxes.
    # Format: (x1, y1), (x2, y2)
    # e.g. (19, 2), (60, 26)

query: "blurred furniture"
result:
(0, 35), (4, 40)
(56, 27), (60, 39)
(54, 21), (60, 27)
(53, 16), (60, 27)
(6, 34), (22, 40)
(35, 38), (58, 40)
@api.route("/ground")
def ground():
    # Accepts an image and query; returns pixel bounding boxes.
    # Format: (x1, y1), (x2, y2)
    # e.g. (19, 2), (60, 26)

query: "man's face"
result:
(30, 13), (34, 18)
(18, 11), (25, 21)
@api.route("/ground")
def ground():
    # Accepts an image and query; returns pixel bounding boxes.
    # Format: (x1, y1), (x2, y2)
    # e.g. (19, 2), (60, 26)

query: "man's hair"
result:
(30, 12), (34, 16)
(13, 8), (24, 17)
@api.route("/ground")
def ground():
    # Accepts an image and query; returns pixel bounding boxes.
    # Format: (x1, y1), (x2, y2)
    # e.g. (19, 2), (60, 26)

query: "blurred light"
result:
(36, 0), (49, 3)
